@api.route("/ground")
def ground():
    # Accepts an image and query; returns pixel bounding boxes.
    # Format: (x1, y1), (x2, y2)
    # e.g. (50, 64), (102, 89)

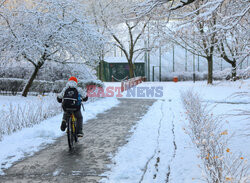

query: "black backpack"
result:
(62, 87), (80, 111)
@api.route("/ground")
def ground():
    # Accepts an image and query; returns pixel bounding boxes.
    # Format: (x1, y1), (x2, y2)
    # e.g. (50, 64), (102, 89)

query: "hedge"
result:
(0, 78), (104, 95)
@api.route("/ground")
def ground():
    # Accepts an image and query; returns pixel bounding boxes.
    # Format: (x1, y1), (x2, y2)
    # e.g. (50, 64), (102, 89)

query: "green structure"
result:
(98, 57), (145, 81)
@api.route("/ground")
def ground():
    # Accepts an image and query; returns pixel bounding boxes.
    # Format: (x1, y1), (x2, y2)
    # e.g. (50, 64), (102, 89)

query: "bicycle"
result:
(65, 110), (78, 150)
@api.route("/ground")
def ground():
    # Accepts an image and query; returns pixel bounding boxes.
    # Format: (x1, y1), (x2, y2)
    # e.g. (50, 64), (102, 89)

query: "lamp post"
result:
(192, 32), (195, 83)
(172, 45), (175, 72)
(197, 55), (200, 72)
(153, 66), (155, 81)
(147, 22), (150, 81)
(185, 43), (187, 72)
(159, 46), (162, 81)
(193, 52), (195, 83)
(153, 66), (160, 81)
(144, 40), (148, 80)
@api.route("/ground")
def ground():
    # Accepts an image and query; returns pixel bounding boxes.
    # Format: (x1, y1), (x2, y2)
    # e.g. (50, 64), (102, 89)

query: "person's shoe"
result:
(60, 120), (66, 131)
(77, 131), (84, 137)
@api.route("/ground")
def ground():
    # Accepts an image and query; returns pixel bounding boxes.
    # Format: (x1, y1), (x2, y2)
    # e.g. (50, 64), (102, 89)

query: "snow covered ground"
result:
(101, 80), (250, 183)
(0, 80), (249, 182)
(0, 97), (120, 175)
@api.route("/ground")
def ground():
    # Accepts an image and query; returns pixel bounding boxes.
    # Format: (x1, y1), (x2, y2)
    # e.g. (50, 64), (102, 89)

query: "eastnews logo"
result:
(87, 85), (164, 98)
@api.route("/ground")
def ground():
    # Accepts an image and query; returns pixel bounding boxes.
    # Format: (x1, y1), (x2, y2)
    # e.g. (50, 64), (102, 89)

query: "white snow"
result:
(0, 97), (120, 175)
(101, 79), (250, 183)
(0, 79), (249, 181)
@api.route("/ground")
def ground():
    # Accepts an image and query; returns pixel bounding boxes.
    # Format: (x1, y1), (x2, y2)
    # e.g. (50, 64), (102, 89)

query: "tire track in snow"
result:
(139, 100), (165, 183)
(166, 105), (177, 183)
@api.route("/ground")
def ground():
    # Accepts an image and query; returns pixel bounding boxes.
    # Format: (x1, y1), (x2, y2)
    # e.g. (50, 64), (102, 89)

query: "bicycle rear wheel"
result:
(67, 117), (75, 149)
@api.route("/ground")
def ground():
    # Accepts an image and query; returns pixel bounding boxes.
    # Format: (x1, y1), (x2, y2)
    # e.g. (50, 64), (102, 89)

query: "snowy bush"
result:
(162, 72), (206, 81)
(0, 78), (25, 95)
(0, 95), (62, 141)
(0, 78), (104, 95)
(0, 63), (96, 81)
(161, 67), (250, 81)
(52, 79), (104, 93)
(181, 90), (249, 182)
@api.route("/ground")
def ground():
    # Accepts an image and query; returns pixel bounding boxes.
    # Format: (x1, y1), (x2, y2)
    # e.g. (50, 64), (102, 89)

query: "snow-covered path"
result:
(0, 98), (155, 183)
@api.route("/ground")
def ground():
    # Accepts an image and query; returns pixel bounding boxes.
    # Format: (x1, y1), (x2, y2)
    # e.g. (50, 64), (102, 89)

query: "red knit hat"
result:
(68, 76), (78, 83)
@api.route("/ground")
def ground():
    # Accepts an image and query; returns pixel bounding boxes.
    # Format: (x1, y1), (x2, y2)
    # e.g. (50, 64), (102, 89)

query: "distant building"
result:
(98, 57), (145, 81)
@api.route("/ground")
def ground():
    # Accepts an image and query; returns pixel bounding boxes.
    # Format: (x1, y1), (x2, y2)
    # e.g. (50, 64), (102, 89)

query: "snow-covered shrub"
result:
(161, 67), (250, 81)
(0, 78), (25, 95)
(82, 79), (104, 88)
(0, 78), (54, 95)
(238, 67), (250, 79)
(52, 79), (104, 93)
(0, 63), (96, 81)
(162, 72), (206, 81)
(181, 90), (249, 182)
(0, 66), (31, 79)
(0, 78), (104, 95)
(0, 95), (62, 141)
(30, 80), (54, 94)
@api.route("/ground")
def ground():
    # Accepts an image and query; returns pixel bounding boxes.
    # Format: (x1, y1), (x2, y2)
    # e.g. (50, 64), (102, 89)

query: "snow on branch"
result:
(131, 0), (197, 17)
(0, 0), (105, 96)
(170, 0), (196, 10)
(0, 0), (104, 65)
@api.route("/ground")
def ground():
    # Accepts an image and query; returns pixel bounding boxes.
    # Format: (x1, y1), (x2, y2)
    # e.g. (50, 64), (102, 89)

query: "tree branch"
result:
(170, 0), (196, 11)
(22, 53), (37, 67)
(134, 18), (150, 46)
(219, 42), (234, 65)
(0, 14), (17, 39)
(112, 34), (129, 60)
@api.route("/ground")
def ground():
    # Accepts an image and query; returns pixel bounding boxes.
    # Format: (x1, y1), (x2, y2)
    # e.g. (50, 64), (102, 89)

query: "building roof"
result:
(104, 57), (144, 64)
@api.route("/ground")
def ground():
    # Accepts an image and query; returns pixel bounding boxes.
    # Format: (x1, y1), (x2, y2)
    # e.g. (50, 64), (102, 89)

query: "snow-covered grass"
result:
(0, 97), (120, 175)
(101, 79), (250, 183)
(0, 93), (104, 141)
(0, 94), (61, 141)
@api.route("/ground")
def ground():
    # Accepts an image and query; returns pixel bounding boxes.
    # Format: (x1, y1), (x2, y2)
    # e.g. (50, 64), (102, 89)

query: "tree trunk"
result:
(207, 56), (213, 84)
(22, 65), (41, 97)
(231, 61), (236, 79)
(128, 59), (134, 78)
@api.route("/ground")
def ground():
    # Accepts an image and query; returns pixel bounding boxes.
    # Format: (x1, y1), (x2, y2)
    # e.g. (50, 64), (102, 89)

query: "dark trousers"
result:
(63, 110), (83, 133)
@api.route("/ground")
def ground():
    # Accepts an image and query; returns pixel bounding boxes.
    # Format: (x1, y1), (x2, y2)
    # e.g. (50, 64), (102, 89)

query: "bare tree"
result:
(88, 0), (151, 79)
(216, 0), (250, 80)
(134, 0), (249, 83)
(0, 0), (104, 96)
(218, 27), (249, 79)
(161, 0), (219, 84)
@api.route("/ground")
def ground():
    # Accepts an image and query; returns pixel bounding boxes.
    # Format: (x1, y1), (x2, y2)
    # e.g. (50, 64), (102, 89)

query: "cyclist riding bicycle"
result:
(57, 76), (88, 137)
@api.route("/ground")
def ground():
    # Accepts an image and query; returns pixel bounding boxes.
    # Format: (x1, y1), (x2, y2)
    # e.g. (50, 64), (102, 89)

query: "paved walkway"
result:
(0, 98), (156, 183)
